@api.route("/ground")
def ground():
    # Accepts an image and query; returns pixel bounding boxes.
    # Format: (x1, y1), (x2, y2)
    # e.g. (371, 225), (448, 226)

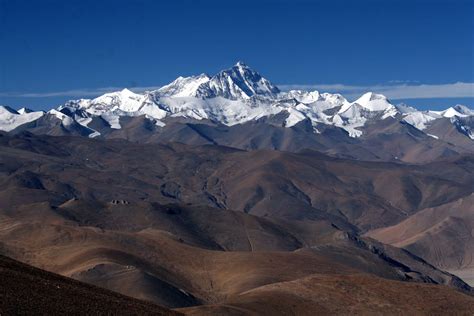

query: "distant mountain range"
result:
(1, 62), (473, 158)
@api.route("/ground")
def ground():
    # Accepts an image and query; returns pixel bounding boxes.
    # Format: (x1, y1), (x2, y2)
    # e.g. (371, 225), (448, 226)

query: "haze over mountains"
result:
(1, 63), (474, 314)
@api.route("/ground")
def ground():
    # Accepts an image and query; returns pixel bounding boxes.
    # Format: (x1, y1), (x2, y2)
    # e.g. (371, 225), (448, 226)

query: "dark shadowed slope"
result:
(0, 254), (179, 315)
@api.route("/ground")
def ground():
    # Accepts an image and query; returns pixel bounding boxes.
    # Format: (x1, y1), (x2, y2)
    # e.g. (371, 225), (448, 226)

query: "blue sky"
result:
(0, 0), (473, 110)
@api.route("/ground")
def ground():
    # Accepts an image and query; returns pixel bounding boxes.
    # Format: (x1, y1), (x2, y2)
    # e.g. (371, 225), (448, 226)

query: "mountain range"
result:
(1, 62), (473, 164)
(1, 62), (474, 314)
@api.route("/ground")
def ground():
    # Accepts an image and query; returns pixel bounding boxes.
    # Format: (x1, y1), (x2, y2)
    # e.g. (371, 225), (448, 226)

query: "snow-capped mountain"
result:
(155, 74), (211, 98)
(401, 105), (474, 139)
(153, 61), (279, 100)
(59, 88), (167, 129)
(0, 105), (44, 132)
(196, 61), (280, 100)
(1, 62), (473, 143)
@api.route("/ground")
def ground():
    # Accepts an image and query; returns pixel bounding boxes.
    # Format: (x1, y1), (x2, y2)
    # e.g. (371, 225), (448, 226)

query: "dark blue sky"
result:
(0, 0), (473, 110)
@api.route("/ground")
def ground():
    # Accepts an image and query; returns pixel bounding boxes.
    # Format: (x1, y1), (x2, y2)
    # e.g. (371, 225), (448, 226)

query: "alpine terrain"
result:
(1, 63), (474, 315)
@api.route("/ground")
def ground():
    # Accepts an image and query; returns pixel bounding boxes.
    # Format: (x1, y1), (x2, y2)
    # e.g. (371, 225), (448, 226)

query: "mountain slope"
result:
(0, 132), (473, 312)
(0, 254), (179, 315)
(180, 274), (474, 315)
(366, 193), (474, 285)
(1, 132), (473, 230)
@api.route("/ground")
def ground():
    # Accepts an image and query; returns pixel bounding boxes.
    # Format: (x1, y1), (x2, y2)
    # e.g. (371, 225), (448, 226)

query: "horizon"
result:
(1, 60), (473, 112)
(1, 0), (473, 110)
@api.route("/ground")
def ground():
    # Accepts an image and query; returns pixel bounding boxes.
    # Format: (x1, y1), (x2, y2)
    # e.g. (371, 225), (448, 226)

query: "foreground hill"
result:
(0, 254), (178, 315)
(180, 274), (474, 315)
(2, 251), (473, 316)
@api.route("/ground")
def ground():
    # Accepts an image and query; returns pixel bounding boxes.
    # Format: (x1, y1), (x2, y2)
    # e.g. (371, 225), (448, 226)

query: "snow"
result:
(156, 74), (210, 98)
(194, 61), (280, 100)
(402, 107), (473, 141)
(453, 104), (474, 116)
(402, 111), (439, 130)
(48, 109), (74, 126)
(154, 120), (166, 127)
(352, 92), (395, 112)
(286, 90), (321, 103)
(451, 117), (474, 140)
(1, 63), (473, 141)
(395, 103), (418, 114)
(88, 131), (101, 138)
(53, 62), (474, 140)
(137, 99), (168, 120)
(76, 117), (93, 127)
(54, 65), (402, 138)
(101, 113), (121, 129)
(342, 126), (364, 138)
(92, 88), (146, 112)
(0, 106), (44, 132)
(333, 104), (368, 137)
(437, 107), (468, 118)
(17, 107), (34, 114)
(285, 107), (307, 127)
(320, 93), (349, 108)
(381, 106), (399, 119)
(160, 96), (282, 125)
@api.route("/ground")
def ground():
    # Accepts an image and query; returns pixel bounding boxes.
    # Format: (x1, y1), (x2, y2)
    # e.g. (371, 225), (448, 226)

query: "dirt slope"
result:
(180, 274), (474, 315)
(0, 254), (179, 315)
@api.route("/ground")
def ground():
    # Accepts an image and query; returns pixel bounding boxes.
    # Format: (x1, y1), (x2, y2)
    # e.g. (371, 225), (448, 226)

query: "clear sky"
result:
(0, 0), (473, 110)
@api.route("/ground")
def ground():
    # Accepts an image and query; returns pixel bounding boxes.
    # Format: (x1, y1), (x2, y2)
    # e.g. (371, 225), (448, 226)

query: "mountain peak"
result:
(120, 88), (134, 94)
(357, 92), (387, 102)
(152, 62), (279, 100)
(234, 61), (248, 68)
(18, 107), (34, 114)
(354, 92), (393, 112)
(0, 105), (44, 132)
(196, 62), (280, 100)
(440, 107), (466, 118)
(0, 105), (19, 115)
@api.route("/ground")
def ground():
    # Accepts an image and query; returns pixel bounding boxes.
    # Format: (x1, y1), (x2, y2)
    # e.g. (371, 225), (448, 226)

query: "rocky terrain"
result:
(1, 63), (474, 314)
(0, 132), (473, 314)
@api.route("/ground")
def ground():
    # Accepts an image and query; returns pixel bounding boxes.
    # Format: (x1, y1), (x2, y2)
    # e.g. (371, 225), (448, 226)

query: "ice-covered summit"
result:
(199, 61), (280, 100)
(353, 92), (394, 112)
